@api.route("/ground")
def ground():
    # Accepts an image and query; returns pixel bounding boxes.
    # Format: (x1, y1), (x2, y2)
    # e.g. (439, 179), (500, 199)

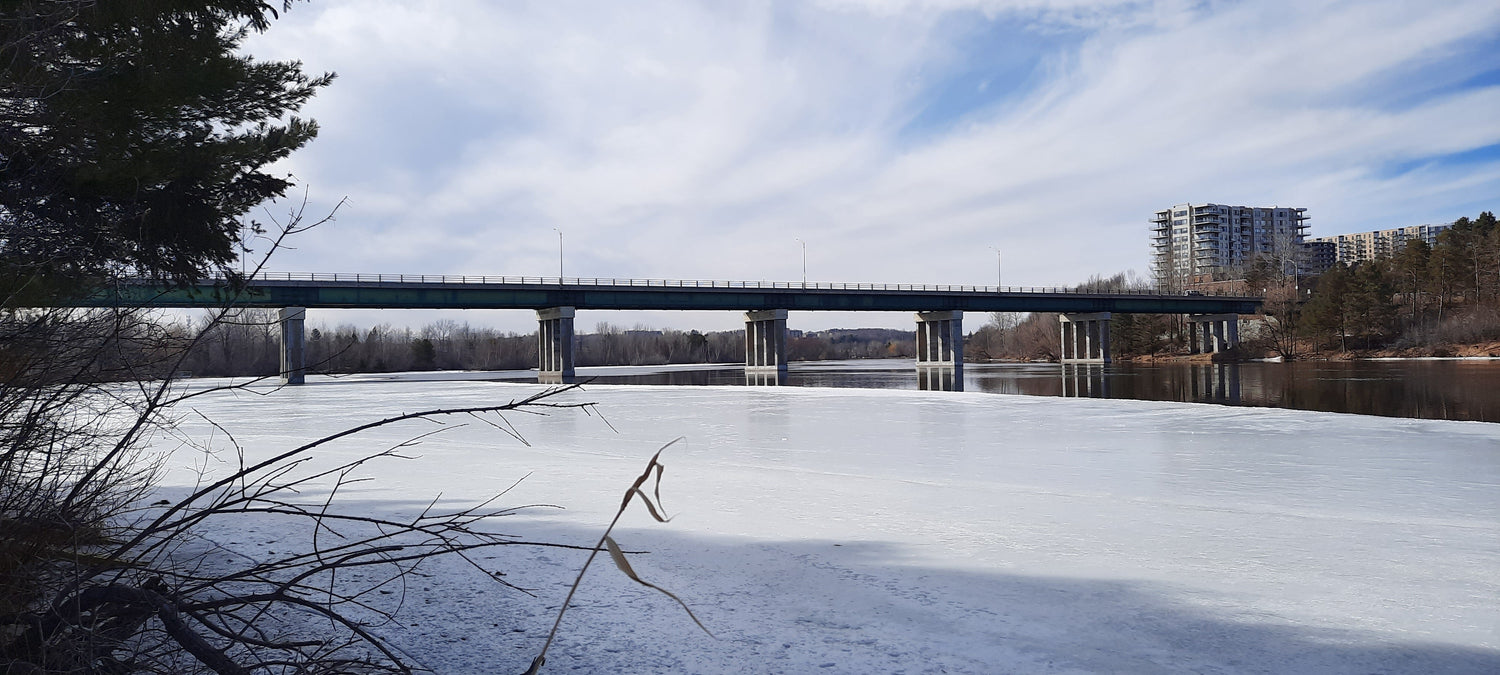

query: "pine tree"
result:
(1470, 211), (1497, 301)
(1348, 262), (1397, 349)
(1430, 228), (1466, 320)
(1302, 264), (1352, 351)
(1393, 239), (1430, 324)
(1, 0), (332, 299)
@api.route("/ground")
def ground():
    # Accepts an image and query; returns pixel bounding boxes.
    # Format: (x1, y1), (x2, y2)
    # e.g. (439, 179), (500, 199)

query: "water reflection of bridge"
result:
(973, 364), (1245, 403)
(1059, 364), (1242, 404)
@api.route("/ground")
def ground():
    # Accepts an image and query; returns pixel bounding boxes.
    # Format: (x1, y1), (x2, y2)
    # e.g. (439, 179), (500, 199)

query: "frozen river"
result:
(155, 375), (1500, 673)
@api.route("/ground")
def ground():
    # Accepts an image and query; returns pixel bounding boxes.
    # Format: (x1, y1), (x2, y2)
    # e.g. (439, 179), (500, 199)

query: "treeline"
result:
(176, 315), (919, 377)
(1276, 211), (1499, 353)
(966, 272), (1187, 360)
(790, 328), (915, 361)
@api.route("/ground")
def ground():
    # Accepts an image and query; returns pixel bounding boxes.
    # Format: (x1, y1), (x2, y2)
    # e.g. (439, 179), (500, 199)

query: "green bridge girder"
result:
(90, 279), (1262, 315)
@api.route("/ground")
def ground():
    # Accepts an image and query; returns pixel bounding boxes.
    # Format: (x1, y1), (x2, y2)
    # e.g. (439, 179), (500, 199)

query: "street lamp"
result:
(797, 238), (807, 284)
(552, 227), (563, 279)
(990, 246), (1002, 289)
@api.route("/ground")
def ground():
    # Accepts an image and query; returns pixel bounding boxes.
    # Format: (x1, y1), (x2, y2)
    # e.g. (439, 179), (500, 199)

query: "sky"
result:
(241, 0), (1500, 334)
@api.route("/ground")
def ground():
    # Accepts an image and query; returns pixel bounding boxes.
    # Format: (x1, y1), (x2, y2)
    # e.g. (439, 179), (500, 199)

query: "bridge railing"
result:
(212, 272), (1248, 297)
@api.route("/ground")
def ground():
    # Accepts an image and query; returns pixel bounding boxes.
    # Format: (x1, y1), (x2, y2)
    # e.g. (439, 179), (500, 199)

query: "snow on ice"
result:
(151, 375), (1500, 674)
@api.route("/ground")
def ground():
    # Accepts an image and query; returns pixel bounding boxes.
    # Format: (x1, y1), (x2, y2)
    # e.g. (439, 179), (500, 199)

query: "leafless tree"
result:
(3, 193), (712, 673)
(1256, 278), (1301, 359)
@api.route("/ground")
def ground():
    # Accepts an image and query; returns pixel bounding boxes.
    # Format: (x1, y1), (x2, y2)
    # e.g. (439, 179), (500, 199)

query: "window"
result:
(1173, 210), (1187, 217)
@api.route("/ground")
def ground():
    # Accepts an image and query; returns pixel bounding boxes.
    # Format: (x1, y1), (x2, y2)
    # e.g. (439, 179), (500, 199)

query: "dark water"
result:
(504, 359), (1500, 423)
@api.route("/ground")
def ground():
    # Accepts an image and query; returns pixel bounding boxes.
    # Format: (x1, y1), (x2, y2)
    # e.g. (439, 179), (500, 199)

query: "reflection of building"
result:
(1152, 204), (1309, 281)
(1306, 224), (1450, 266)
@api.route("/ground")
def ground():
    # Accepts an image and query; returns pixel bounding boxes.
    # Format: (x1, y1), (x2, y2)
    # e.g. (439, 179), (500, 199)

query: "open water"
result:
(479, 358), (1500, 423)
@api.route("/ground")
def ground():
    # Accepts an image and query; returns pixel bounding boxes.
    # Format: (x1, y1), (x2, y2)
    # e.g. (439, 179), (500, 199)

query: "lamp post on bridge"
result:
(552, 227), (563, 279)
(796, 238), (806, 286)
(991, 246), (1002, 289)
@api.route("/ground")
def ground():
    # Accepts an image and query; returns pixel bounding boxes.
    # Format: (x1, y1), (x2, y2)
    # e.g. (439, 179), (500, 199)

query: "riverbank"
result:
(1325, 340), (1500, 359)
(1114, 340), (1500, 362)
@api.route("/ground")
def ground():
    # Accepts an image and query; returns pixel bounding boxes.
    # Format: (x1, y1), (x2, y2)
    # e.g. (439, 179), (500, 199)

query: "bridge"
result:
(95, 273), (1262, 389)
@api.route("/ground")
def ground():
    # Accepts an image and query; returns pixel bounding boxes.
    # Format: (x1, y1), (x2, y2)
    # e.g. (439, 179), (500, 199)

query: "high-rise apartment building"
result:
(1305, 224), (1450, 266)
(1301, 240), (1337, 275)
(1151, 204), (1309, 282)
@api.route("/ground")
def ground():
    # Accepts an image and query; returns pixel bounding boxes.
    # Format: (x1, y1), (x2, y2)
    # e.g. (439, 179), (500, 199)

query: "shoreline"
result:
(1095, 340), (1500, 364)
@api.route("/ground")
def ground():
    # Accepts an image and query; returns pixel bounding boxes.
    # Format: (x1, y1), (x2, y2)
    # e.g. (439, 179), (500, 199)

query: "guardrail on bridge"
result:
(218, 272), (1247, 297)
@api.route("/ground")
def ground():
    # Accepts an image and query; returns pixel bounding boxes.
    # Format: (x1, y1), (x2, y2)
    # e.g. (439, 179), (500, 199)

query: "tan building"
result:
(1306, 224), (1450, 266)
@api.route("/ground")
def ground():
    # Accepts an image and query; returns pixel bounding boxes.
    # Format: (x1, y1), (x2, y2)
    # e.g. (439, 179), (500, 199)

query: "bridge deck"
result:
(92, 274), (1262, 315)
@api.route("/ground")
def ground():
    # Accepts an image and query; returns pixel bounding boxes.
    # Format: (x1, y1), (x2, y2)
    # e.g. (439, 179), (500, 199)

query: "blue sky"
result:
(243, 0), (1500, 333)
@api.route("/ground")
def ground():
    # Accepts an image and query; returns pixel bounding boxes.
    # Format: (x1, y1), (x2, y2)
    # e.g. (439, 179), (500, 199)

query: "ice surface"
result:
(151, 376), (1500, 674)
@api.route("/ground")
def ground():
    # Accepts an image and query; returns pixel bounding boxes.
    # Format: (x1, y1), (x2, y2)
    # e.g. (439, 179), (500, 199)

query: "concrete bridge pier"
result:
(279, 307), (307, 385)
(537, 307), (576, 384)
(915, 311), (963, 391)
(1059, 312), (1111, 363)
(744, 310), (789, 382)
(1187, 314), (1240, 354)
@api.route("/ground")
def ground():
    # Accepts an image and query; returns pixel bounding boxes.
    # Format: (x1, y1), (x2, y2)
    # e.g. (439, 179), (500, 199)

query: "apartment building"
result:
(1306, 224), (1451, 266)
(1301, 240), (1337, 275)
(1151, 204), (1309, 282)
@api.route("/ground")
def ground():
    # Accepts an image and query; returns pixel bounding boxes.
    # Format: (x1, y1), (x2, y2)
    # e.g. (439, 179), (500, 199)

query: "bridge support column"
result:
(1059, 312), (1111, 364)
(744, 310), (788, 384)
(1187, 314), (1240, 354)
(279, 307), (306, 385)
(915, 311), (963, 391)
(537, 307), (576, 384)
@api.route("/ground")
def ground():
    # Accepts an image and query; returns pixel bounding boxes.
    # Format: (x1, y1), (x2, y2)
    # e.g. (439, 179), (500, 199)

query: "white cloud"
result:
(243, 0), (1500, 332)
